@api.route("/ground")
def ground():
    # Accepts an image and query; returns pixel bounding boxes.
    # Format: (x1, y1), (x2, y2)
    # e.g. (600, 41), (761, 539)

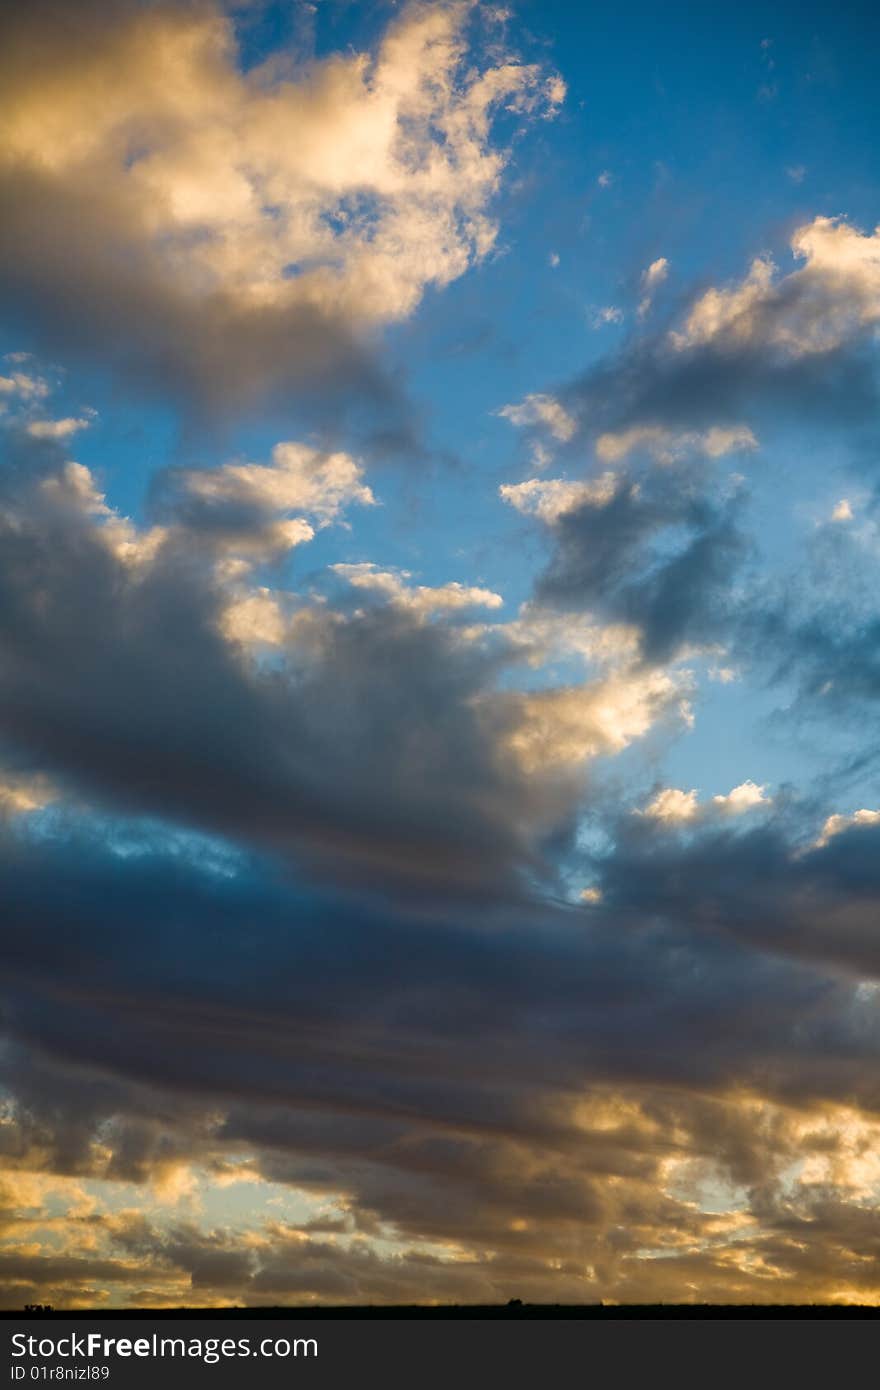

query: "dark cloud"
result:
(536, 465), (750, 663)
(2, 805), (880, 1305)
(595, 805), (880, 983)
(556, 288), (880, 446)
(0, 163), (394, 429)
(0, 449), (568, 900)
(3, 422), (880, 1305)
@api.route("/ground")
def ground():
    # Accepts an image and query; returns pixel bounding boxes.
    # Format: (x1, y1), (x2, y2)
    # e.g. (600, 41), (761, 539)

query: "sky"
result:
(1, 0), (880, 1308)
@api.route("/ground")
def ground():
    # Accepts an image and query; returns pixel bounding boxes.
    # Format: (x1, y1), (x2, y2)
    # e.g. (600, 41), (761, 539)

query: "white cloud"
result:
(39, 462), (171, 568)
(500, 472), (617, 523)
(592, 306), (623, 328)
(670, 217), (880, 356)
(496, 392), (577, 442)
(220, 589), (290, 648)
(712, 781), (769, 814)
(816, 808), (880, 849)
(182, 442), (375, 528)
(0, 370), (49, 402)
(332, 562), (502, 616)
(26, 416), (93, 440)
(637, 256), (668, 318)
(597, 170), (614, 188)
(529, 440), (554, 470)
(641, 780), (769, 823)
(506, 668), (685, 772)
(642, 787), (700, 822)
(642, 257), (669, 289)
(831, 498), (854, 523)
(2, 2), (563, 335)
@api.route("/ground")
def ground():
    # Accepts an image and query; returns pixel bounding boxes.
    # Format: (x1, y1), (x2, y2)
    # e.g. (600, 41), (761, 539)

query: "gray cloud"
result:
(3, 805), (880, 1306)
(535, 464), (750, 663)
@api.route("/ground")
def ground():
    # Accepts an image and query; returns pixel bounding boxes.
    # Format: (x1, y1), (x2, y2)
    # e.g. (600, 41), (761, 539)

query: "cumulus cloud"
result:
(502, 667), (688, 772)
(641, 786), (700, 822)
(641, 781), (770, 823)
(499, 603), (641, 670)
(816, 808), (880, 849)
(670, 217), (880, 357)
(713, 780), (770, 813)
(177, 441), (375, 527)
(0, 0), (563, 416)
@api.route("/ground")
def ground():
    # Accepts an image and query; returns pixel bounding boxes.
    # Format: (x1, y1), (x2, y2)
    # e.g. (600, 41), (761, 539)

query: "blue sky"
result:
(1, 0), (880, 1309)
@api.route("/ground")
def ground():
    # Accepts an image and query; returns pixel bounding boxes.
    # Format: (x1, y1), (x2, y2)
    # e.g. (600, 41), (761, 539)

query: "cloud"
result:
(641, 781), (770, 823)
(0, 0), (562, 418)
(0, 371), (48, 403)
(641, 786), (700, 822)
(496, 392), (577, 442)
(595, 423), (757, 464)
(499, 472), (618, 523)
(0, 443), (645, 901)
(501, 666), (688, 772)
(532, 464), (749, 663)
(708, 664), (738, 683)
(816, 808), (880, 849)
(547, 219), (880, 480)
(713, 780), (770, 814)
(25, 417), (93, 441)
(592, 306), (623, 328)
(2, 10), (880, 1306)
(174, 440), (375, 527)
(5, 803), (880, 1306)
(331, 563), (503, 617)
(637, 256), (668, 318)
(500, 214), (880, 676)
(670, 217), (880, 357)
(0, 772), (56, 817)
